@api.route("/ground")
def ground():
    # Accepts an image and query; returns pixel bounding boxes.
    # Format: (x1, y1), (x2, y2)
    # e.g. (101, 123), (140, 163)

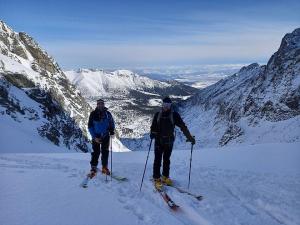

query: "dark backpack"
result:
(157, 109), (174, 127)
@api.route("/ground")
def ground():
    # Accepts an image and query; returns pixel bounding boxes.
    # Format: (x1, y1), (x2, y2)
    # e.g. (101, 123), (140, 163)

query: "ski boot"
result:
(101, 166), (111, 175)
(161, 176), (173, 186)
(154, 178), (163, 191)
(88, 166), (97, 178)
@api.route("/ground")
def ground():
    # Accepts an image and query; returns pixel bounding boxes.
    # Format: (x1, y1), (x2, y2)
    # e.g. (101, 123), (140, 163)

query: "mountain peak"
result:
(239, 63), (260, 73)
(0, 20), (14, 35)
(280, 28), (300, 50)
(114, 69), (135, 77)
(267, 27), (300, 70)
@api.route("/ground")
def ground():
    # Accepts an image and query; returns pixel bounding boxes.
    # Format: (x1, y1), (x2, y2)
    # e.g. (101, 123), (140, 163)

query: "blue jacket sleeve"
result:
(88, 112), (96, 139)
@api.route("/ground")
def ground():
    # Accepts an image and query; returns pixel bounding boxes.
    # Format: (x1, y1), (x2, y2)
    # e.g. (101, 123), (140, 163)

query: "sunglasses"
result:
(162, 102), (172, 108)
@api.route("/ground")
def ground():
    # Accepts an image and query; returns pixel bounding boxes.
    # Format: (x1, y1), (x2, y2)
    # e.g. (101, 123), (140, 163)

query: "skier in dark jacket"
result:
(88, 99), (115, 176)
(150, 96), (195, 189)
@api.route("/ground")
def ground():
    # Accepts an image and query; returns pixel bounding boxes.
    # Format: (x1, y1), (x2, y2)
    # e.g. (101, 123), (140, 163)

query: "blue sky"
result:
(1, 0), (300, 69)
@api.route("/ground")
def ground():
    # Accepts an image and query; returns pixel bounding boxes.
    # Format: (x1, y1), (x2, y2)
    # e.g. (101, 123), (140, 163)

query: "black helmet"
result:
(162, 96), (172, 103)
(97, 99), (104, 104)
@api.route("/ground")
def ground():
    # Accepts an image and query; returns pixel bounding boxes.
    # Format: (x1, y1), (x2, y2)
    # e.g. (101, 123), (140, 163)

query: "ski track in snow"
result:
(0, 150), (299, 225)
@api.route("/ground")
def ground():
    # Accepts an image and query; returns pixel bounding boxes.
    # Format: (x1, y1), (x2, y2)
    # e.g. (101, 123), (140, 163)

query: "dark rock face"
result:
(219, 124), (244, 146)
(2, 73), (35, 89)
(0, 25), (28, 60)
(18, 32), (59, 74)
(0, 73), (90, 152)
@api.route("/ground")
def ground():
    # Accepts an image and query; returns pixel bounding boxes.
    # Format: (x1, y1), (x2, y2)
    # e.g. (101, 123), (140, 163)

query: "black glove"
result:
(109, 130), (115, 136)
(150, 132), (156, 139)
(186, 135), (195, 145)
(94, 136), (102, 144)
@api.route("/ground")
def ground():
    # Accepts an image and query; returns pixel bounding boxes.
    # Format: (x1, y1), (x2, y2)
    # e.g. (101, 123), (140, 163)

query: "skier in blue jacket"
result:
(88, 99), (115, 175)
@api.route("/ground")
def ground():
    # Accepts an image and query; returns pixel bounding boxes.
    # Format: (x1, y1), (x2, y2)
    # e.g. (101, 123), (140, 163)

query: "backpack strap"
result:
(170, 110), (174, 127)
(157, 111), (162, 124)
(106, 111), (115, 131)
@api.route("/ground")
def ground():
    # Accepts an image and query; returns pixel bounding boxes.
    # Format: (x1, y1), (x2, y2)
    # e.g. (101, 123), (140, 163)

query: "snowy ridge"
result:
(178, 28), (300, 148)
(65, 68), (170, 98)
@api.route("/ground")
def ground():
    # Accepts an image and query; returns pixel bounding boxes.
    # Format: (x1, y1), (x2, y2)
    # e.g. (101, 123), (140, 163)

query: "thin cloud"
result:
(43, 24), (298, 69)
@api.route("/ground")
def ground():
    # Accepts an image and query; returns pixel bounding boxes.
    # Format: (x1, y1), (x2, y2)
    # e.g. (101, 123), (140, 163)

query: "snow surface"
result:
(1, 142), (299, 225)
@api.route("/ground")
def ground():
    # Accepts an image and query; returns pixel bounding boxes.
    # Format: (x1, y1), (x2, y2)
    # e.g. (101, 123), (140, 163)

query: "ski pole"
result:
(188, 142), (194, 189)
(139, 139), (153, 192)
(110, 136), (113, 181)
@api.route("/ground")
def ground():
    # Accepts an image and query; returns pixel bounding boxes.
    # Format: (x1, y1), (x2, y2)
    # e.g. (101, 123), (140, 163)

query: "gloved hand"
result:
(150, 132), (156, 139)
(94, 137), (101, 144)
(186, 135), (195, 145)
(109, 131), (115, 139)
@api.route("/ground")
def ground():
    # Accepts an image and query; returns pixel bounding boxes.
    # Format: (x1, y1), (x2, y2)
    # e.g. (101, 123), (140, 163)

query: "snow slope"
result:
(1, 142), (299, 225)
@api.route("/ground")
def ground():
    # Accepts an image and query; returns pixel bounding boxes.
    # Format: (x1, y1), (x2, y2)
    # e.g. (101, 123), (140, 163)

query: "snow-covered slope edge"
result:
(178, 28), (300, 148)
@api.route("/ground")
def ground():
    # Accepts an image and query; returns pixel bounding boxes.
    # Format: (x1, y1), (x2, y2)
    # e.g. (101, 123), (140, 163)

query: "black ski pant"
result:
(90, 135), (110, 168)
(153, 137), (174, 179)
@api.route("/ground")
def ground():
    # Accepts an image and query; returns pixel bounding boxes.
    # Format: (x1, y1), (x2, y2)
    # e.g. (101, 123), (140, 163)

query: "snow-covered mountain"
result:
(0, 21), (128, 152)
(65, 68), (197, 139)
(66, 69), (171, 98)
(178, 28), (300, 147)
